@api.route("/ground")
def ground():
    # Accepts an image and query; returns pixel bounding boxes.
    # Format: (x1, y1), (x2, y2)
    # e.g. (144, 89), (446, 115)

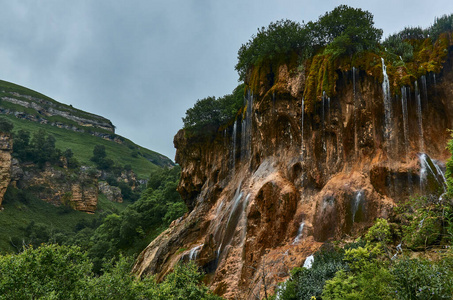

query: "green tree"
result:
(183, 84), (244, 134)
(0, 118), (13, 133)
(90, 144), (114, 170)
(0, 244), (92, 300)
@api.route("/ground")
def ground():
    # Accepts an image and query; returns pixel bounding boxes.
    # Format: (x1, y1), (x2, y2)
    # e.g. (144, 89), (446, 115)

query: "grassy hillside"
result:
(0, 79), (173, 178)
(0, 80), (111, 128)
(0, 187), (128, 253)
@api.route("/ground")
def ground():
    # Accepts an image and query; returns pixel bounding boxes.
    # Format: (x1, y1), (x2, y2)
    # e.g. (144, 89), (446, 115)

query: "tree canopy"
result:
(183, 83), (244, 134)
(235, 5), (382, 80)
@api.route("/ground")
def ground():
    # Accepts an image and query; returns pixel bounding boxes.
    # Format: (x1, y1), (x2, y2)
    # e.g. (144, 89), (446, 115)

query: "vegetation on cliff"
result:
(272, 133), (453, 299)
(182, 83), (244, 135)
(183, 6), (453, 133)
(0, 244), (221, 300)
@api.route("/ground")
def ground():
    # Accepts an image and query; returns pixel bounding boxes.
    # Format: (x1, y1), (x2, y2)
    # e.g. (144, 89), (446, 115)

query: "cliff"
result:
(133, 49), (453, 299)
(0, 133), (12, 208)
(0, 80), (115, 134)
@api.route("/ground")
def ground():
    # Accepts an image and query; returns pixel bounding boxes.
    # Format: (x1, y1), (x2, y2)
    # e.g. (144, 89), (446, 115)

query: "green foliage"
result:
(0, 244), (92, 300)
(236, 19), (306, 80)
(428, 13), (453, 42)
(382, 33), (416, 62)
(0, 245), (223, 300)
(4, 114), (168, 178)
(271, 245), (347, 300)
(153, 262), (223, 300)
(390, 256), (453, 299)
(236, 5), (382, 81)
(0, 117), (13, 133)
(12, 129), (63, 168)
(88, 166), (185, 272)
(322, 263), (393, 300)
(364, 218), (392, 245)
(395, 196), (446, 249)
(312, 5), (382, 57)
(91, 144), (114, 170)
(183, 83), (244, 134)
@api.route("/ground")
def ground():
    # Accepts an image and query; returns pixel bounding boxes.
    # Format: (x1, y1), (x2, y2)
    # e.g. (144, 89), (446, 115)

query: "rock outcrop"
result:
(0, 91), (115, 133)
(15, 165), (99, 213)
(133, 51), (453, 299)
(99, 181), (123, 203)
(0, 133), (12, 208)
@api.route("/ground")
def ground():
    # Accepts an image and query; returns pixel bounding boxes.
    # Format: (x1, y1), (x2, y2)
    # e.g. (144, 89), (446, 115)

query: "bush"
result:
(0, 118), (13, 133)
(271, 245), (347, 299)
(183, 84), (244, 134)
(236, 19), (306, 80)
(390, 256), (453, 299)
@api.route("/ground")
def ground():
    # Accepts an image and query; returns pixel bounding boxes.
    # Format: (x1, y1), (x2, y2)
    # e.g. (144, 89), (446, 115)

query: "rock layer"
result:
(0, 133), (12, 208)
(133, 52), (453, 299)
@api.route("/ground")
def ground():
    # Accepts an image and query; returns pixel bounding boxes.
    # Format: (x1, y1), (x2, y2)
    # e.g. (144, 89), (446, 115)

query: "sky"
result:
(1, 0), (453, 161)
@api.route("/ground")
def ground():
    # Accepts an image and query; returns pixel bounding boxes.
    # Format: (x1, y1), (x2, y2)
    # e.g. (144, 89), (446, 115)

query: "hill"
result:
(0, 79), (173, 178)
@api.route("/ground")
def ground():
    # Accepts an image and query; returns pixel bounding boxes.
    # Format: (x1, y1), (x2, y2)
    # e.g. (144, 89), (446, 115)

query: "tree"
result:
(0, 244), (92, 299)
(183, 84), (244, 134)
(91, 144), (114, 170)
(314, 5), (382, 57)
(0, 118), (13, 133)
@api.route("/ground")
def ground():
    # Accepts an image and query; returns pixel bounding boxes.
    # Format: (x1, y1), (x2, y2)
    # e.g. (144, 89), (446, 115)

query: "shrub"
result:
(183, 84), (244, 134)
(0, 118), (13, 133)
(390, 256), (453, 299)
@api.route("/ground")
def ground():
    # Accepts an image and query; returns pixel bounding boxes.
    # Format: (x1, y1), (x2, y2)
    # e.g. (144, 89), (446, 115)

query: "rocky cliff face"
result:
(0, 133), (12, 208)
(0, 91), (115, 133)
(13, 165), (99, 213)
(133, 51), (453, 299)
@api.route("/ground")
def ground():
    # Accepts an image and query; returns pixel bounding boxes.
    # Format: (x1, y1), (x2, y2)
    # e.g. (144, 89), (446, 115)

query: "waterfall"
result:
(303, 255), (314, 269)
(415, 81), (424, 152)
(322, 91), (327, 152)
(292, 222), (305, 244)
(419, 153), (447, 192)
(353, 67), (359, 156)
(401, 87), (409, 159)
(381, 58), (393, 151)
(217, 184), (247, 261)
(189, 244), (203, 260)
(421, 75), (428, 108)
(241, 90), (253, 161)
(232, 120), (237, 171)
(352, 190), (363, 223)
(301, 97), (304, 158)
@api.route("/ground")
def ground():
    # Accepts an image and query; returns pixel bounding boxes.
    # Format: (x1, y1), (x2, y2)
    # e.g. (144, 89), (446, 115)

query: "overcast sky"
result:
(1, 0), (453, 160)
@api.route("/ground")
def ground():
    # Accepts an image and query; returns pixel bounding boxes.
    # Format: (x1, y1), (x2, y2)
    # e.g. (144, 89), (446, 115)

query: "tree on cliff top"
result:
(235, 5), (383, 80)
(183, 83), (244, 134)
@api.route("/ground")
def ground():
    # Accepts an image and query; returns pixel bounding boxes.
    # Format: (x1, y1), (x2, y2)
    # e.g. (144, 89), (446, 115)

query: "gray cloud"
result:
(1, 0), (453, 160)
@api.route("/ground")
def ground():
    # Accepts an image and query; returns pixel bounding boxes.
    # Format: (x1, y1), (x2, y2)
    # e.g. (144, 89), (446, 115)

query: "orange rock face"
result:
(133, 53), (453, 299)
(0, 133), (12, 208)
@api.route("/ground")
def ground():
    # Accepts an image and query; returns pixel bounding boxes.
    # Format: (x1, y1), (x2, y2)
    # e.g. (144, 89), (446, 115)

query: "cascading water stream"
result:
(301, 97), (305, 159)
(415, 81), (425, 152)
(216, 183), (248, 262)
(352, 190), (363, 223)
(241, 90), (253, 161)
(189, 244), (203, 260)
(381, 58), (393, 154)
(303, 255), (314, 269)
(232, 120), (237, 171)
(421, 75), (428, 109)
(401, 87), (410, 160)
(419, 153), (447, 192)
(292, 222), (305, 245)
(353, 67), (359, 156)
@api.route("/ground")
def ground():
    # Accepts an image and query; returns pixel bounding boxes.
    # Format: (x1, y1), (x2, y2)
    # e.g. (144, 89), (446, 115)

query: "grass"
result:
(0, 80), (108, 122)
(2, 115), (170, 179)
(0, 187), (130, 254)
